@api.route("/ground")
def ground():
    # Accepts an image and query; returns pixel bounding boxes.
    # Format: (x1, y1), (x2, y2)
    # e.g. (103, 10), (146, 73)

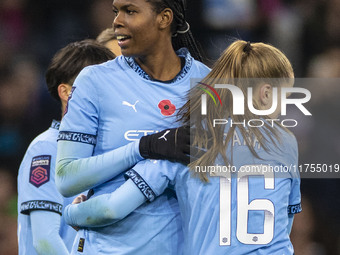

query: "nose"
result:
(113, 12), (124, 29)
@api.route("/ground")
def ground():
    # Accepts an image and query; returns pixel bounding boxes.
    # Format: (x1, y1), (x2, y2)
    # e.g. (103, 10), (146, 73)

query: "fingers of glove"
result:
(182, 144), (190, 155)
(177, 126), (191, 143)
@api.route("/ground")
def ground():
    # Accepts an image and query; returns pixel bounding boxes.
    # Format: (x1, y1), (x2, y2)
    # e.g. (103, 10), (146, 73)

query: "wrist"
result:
(138, 136), (150, 159)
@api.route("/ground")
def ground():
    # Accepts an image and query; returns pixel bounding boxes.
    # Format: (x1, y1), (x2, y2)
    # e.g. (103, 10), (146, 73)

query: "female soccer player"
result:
(56, 0), (210, 254)
(17, 40), (115, 255)
(64, 40), (301, 254)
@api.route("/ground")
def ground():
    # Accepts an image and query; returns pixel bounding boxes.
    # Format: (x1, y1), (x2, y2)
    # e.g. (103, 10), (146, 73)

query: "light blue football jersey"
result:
(128, 126), (301, 255)
(58, 48), (210, 254)
(17, 120), (77, 255)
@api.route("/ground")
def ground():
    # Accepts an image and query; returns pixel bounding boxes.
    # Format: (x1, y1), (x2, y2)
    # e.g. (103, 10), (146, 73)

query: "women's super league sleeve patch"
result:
(20, 200), (62, 215)
(29, 155), (51, 188)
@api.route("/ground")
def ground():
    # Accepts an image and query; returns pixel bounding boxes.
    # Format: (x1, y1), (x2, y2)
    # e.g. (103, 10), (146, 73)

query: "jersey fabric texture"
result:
(58, 48), (210, 255)
(17, 120), (77, 254)
(127, 126), (301, 255)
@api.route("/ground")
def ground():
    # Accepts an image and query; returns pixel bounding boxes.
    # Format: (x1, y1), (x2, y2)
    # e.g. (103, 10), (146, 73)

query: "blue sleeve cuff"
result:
(125, 169), (156, 202)
(20, 200), (63, 215)
(287, 203), (302, 214)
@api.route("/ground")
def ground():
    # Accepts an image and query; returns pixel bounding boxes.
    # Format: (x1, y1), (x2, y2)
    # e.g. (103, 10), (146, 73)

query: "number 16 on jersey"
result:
(218, 165), (275, 246)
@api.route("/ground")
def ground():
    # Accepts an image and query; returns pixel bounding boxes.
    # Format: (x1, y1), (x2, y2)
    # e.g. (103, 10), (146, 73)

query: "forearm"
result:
(30, 210), (69, 255)
(56, 140), (143, 197)
(64, 179), (146, 228)
(287, 214), (294, 235)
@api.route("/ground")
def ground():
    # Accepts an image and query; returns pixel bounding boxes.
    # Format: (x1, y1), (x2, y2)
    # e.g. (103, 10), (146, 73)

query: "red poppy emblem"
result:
(158, 100), (176, 116)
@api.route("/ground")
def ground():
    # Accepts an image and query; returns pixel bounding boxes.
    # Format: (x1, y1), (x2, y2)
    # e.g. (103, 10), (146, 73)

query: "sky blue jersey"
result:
(128, 126), (302, 255)
(57, 48), (210, 254)
(17, 120), (77, 254)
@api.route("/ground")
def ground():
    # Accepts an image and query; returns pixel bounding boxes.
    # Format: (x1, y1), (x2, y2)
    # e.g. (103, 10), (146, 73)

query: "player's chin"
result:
(120, 47), (145, 58)
(120, 48), (135, 57)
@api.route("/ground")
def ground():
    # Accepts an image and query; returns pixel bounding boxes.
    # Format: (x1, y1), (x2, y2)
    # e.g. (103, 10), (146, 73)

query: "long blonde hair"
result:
(178, 40), (294, 182)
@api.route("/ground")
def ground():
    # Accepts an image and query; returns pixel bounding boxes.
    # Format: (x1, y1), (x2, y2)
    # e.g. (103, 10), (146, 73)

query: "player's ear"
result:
(58, 84), (72, 103)
(259, 84), (272, 107)
(158, 8), (173, 30)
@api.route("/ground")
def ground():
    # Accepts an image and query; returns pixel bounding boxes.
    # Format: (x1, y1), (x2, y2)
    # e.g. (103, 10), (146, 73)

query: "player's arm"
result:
(30, 210), (69, 255)
(57, 126), (192, 197)
(56, 69), (192, 197)
(285, 131), (301, 235)
(64, 161), (174, 228)
(287, 214), (294, 234)
(64, 179), (147, 228)
(56, 139), (143, 197)
(56, 68), (145, 197)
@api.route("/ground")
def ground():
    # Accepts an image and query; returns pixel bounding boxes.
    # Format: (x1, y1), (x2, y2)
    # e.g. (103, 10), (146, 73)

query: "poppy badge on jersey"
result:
(158, 99), (176, 116)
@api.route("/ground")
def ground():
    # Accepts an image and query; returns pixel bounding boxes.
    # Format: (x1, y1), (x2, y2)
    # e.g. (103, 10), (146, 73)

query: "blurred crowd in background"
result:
(0, 0), (339, 254)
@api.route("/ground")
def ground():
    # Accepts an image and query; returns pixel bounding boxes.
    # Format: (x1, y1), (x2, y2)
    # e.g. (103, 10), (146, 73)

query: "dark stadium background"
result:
(1, 0), (339, 254)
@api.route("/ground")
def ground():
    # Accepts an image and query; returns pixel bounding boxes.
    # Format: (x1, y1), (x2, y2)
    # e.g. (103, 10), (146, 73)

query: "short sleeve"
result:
(59, 67), (99, 140)
(288, 177), (302, 214)
(283, 131), (302, 214)
(124, 160), (179, 202)
(260, 128), (302, 215)
(18, 141), (63, 215)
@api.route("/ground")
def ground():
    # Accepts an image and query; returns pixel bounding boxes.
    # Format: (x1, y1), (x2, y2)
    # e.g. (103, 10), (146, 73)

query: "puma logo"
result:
(158, 130), (170, 141)
(122, 100), (139, 112)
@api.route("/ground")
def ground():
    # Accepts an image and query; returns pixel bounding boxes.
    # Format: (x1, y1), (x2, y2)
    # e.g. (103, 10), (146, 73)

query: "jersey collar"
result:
(51, 120), (60, 130)
(124, 48), (193, 84)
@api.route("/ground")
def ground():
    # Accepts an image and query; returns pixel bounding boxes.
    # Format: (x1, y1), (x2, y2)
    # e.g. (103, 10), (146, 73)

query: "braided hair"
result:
(148, 0), (204, 62)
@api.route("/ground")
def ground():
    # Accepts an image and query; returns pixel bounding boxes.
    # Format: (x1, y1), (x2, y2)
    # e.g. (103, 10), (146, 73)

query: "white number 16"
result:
(219, 165), (275, 246)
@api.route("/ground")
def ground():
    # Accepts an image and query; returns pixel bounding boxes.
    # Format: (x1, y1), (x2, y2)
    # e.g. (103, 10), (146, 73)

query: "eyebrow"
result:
(112, 3), (136, 10)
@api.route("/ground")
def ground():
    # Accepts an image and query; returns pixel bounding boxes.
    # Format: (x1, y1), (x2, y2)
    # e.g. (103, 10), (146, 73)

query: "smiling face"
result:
(112, 0), (163, 57)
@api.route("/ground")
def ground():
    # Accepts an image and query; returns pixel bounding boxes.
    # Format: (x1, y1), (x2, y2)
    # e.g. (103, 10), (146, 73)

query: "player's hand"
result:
(72, 194), (87, 204)
(70, 194), (87, 231)
(139, 126), (205, 165)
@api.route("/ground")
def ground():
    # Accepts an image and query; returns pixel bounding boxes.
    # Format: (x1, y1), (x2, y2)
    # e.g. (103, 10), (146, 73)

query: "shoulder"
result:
(19, 129), (57, 170)
(76, 57), (125, 81)
(179, 48), (211, 76)
(27, 129), (58, 153)
(190, 60), (211, 80)
(79, 58), (121, 76)
(192, 59), (211, 73)
(264, 126), (299, 176)
(275, 127), (298, 155)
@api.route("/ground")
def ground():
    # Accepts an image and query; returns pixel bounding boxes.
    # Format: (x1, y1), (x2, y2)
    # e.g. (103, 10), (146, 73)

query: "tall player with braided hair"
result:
(56, 0), (210, 254)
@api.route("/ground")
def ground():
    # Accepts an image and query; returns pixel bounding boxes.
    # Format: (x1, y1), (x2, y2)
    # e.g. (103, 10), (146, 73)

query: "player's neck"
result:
(135, 46), (181, 82)
(61, 100), (67, 119)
